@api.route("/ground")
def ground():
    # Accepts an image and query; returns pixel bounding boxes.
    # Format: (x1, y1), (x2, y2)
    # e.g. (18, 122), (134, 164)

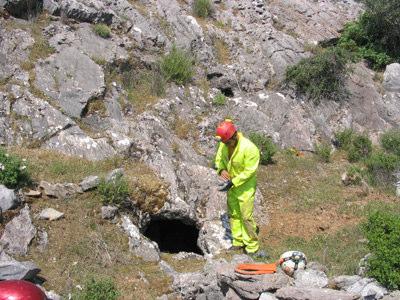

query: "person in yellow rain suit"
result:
(214, 120), (267, 258)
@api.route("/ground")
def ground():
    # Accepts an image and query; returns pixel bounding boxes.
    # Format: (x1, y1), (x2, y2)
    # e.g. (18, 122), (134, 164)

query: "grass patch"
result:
(193, 0), (213, 18)
(380, 129), (400, 157)
(265, 226), (367, 276)
(73, 277), (119, 300)
(160, 45), (194, 85)
(97, 174), (131, 207)
(212, 91), (226, 106)
(92, 24), (111, 39)
(213, 37), (230, 64)
(0, 147), (31, 188)
(314, 142), (332, 163)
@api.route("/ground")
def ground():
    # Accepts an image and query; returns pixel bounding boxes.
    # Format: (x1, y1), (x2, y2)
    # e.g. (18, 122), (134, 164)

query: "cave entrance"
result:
(144, 219), (202, 254)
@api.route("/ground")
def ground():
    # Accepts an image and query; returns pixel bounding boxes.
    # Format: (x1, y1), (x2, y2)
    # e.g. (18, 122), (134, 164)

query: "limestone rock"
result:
(0, 185), (19, 212)
(121, 215), (160, 262)
(39, 181), (82, 199)
(43, 126), (116, 160)
(294, 269), (329, 288)
(79, 175), (100, 191)
(39, 208), (64, 221)
(101, 206), (118, 220)
(35, 47), (105, 118)
(333, 276), (388, 300)
(383, 63), (400, 92)
(11, 90), (74, 142)
(0, 251), (40, 280)
(59, 0), (114, 24)
(0, 205), (36, 256)
(275, 286), (359, 300)
(382, 291), (400, 300)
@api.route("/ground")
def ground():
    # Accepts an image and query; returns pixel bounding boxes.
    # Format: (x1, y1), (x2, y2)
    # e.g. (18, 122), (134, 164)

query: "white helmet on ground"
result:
(279, 251), (307, 276)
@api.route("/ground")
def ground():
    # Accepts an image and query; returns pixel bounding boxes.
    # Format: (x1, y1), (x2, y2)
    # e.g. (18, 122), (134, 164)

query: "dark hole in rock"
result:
(144, 219), (203, 254)
(220, 88), (234, 97)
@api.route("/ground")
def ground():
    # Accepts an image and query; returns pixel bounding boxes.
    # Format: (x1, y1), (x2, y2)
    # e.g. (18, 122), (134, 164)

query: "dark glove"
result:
(218, 180), (233, 192)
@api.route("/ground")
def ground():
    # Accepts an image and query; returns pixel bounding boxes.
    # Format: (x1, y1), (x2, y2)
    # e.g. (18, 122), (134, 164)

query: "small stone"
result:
(79, 175), (100, 191)
(39, 208), (64, 221)
(0, 185), (19, 212)
(24, 190), (42, 198)
(101, 206), (118, 219)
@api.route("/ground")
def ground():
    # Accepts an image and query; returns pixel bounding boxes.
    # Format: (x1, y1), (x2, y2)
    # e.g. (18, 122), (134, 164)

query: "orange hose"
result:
(235, 263), (277, 275)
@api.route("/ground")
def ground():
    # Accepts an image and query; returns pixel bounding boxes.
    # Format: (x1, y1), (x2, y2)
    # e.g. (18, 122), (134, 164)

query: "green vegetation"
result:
(363, 210), (400, 289)
(93, 24), (111, 38)
(73, 277), (120, 300)
(336, 0), (399, 69)
(365, 152), (400, 187)
(0, 148), (30, 188)
(314, 142), (332, 163)
(346, 165), (363, 185)
(334, 128), (355, 150)
(160, 45), (194, 85)
(380, 129), (400, 157)
(193, 0), (213, 18)
(285, 47), (351, 103)
(213, 91), (226, 106)
(97, 174), (131, 206)
(347, 134), (372, 162)
(248, 133), (277, 165)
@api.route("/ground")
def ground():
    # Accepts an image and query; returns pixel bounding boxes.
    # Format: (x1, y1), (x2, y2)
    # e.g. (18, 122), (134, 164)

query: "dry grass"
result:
(172, 116), (198, 140)
(25, 193), (172, 298)
(85, 99), (108, 117)
(213, 37), (231, 65)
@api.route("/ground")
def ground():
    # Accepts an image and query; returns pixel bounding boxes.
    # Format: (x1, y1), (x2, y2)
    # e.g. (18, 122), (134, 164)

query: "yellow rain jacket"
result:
(215, 132), (260, 253)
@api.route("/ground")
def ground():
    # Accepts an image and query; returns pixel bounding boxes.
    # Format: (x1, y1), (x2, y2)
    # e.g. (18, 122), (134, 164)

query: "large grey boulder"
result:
(59, 0), (114, 24)
(121, 215), (160, 262)
(275, 286), (360, 300)
(43, 126), (116, 160)
(383, 63), (400, 92)
(0, 205), (36, 256)
(0, 251), (40, 280)
(35, 47), (105, 118)
(0, 185), (19, 212)
(0, 27), (33, 82)
(11, 90), (74, 142)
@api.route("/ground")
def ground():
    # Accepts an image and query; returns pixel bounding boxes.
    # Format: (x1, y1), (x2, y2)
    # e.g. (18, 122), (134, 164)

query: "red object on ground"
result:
(216, 120), (237, 142)
(0, 280), (47, 300)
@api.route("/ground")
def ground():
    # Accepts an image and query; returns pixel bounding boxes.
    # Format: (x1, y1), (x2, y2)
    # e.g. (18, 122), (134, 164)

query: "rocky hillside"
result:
(0, 0), (400, 299)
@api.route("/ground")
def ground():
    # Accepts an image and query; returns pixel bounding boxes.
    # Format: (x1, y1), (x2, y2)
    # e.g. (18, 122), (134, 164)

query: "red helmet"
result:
(216, 120), (237, 142)
(0, 280), (47, 300)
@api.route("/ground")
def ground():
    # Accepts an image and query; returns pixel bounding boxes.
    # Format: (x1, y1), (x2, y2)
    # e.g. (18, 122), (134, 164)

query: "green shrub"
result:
(365, 152), (400, 186)
(193, 0), (213, 18)
(93, 24), (111, 39)
(213, 91), (226, 106)
(74, 277), (120, 300)
(380, 129), (400, 157)
(248, 133), (277, 165)
(347, 134), (372, 162)
(161, 45), (194, 85)
(334, 128), (355, 150)
(360, 0), (400, 61)
(346, 165), (364, 185)
(362, 210), (400, 289)
(314, 142), (332, 163)
(285, 47), (351, 103)
(0, 148), (30, 189)
(97, 174), (130, 206)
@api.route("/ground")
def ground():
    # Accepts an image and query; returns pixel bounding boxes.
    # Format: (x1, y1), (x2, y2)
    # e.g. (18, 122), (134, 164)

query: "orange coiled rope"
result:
(234, 263), (277, 275)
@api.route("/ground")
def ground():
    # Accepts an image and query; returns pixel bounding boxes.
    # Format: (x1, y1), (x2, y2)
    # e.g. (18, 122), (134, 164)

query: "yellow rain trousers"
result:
(215, 132), (260, 253)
